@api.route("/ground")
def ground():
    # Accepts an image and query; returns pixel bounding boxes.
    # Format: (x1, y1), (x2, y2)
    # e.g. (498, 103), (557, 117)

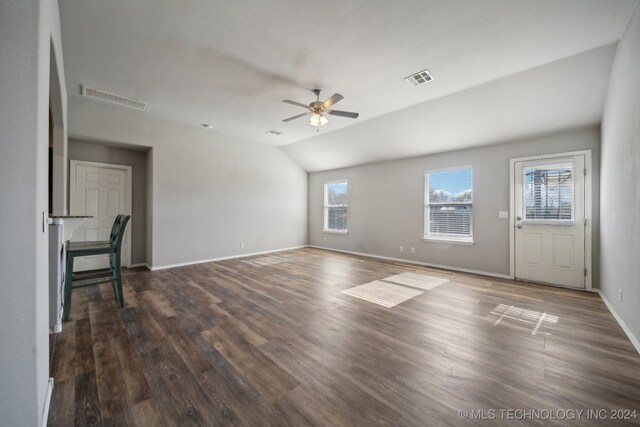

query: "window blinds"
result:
(523, 162), (574, 222)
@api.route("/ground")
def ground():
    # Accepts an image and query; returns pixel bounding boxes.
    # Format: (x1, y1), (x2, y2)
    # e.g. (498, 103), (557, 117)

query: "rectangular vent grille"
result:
(404, 69), (433, 87)
(266, 130), (282, 136)
(80, 85), (149, 111)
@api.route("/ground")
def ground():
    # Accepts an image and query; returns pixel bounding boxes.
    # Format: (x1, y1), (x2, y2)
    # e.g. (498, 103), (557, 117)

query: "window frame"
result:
(323, 179), (348, 234)
(423, 166), (474, 245)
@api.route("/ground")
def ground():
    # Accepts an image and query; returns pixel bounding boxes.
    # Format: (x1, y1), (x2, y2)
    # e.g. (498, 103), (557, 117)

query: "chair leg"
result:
(63, 253), (74, 321)
(115, 255), (124, 307)
(109, 253), (119, 301)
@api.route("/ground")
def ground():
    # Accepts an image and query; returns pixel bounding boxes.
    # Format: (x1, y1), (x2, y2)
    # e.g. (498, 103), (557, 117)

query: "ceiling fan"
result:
(282, 89), (359, 132)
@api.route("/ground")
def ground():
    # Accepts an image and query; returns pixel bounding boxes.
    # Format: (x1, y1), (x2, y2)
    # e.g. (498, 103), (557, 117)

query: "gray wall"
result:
(68, 100), (308, 268)
(0, 1), (67, 425)
(309, 127), (600, 279)
(68, 139), (149, 265)
(600, 4), (640, 344)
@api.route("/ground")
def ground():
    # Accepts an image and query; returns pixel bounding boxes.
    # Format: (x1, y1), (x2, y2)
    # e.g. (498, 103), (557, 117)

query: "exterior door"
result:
(70, 161), (131, 272)
(514, 155), (585, 289)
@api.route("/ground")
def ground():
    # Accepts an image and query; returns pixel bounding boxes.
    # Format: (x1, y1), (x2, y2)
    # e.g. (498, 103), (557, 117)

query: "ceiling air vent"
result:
(404, 69), (433, 87)
(80, 85), (149, 111)
(265, 130), (282, 136)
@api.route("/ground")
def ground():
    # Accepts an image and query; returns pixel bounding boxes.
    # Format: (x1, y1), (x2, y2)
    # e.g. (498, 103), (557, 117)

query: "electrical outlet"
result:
(618, 289), (622, 302)
(410, 247), (415, 253)
(399, 246), (404, 253)
(240, 242), (245, 248)
(499, 211), (509, 219)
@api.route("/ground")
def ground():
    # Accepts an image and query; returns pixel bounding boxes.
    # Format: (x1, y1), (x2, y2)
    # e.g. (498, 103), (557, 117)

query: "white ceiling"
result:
(60, 0), (637, 167)
(283, 44), (616, 171)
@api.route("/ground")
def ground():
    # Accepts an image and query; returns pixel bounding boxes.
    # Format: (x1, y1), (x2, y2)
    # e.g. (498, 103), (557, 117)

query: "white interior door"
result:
(70, 161), (132, 272)
(514, 155), (585, 289)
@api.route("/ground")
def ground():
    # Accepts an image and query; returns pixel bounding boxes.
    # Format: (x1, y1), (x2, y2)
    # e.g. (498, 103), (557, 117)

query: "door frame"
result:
(69, 160), (133, 267)
(509, 150), (593, 291)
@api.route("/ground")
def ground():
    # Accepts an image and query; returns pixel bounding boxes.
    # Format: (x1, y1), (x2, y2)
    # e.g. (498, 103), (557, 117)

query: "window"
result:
(424, 167), (473, 243)
(523, 162), (574, 223)
(324, 180), (348, 233)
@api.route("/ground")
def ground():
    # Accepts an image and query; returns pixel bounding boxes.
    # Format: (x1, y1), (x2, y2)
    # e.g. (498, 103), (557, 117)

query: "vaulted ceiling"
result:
(60, 0), (638, 170)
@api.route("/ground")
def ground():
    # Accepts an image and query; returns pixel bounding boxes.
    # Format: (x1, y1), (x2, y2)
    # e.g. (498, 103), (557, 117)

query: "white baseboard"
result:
(308, 245), (512, 280)
(41, 378), (54, 427)
(148, 245), (308, 271)
(596, 290), (640, 355)
(128, 263), (148, 269)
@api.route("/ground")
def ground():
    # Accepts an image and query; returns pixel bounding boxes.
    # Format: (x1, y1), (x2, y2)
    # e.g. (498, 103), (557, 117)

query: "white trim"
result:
(422, 237), (474, 246)
(597, 290), (640, 355)
(69, 159), (133, 267)
(509, 150), (592, 290)
(128, 263), (148, 268)
(149, 246), (308, 271)
(323, 229), (348, 235)
(41, 378), (54, 427)
(309, 245), (511, 279)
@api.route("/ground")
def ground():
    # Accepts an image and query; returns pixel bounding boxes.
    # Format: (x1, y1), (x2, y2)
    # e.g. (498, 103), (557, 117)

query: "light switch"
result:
(499, 211), (509, 219)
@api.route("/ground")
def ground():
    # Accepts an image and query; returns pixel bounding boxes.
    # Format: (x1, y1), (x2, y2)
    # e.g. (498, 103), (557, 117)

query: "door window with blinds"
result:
(523, 161), (574, 224)
(424, 167), (473, 243)
(323, 180), (348, 233)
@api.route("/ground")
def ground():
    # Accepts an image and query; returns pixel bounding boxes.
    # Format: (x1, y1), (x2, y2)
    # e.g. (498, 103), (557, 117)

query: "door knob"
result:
(516, 216), (522, 221)
(517, 224), (523, 229)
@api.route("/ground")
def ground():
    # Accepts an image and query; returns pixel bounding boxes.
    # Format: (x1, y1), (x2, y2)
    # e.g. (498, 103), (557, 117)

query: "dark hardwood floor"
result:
(48, 248), (640, 426)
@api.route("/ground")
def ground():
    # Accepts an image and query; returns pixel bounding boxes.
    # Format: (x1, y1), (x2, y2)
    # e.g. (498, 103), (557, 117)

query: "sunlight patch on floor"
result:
(342, 281), (423, 308)
(383, 272), (448, 290)
(487, 304), (559, 335)
(241, 255), (289, 267)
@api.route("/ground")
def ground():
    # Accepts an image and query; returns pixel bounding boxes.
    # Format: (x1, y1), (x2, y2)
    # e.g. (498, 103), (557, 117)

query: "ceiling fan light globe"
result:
(309, 113), (328, 127)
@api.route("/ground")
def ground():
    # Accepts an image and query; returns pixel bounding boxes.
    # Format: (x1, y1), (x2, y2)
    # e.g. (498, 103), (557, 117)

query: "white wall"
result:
(309, 127), (600, 279)
(600, 4), (640, 347)
(0, 0), (67, 425)
(68, 99), (308, 268)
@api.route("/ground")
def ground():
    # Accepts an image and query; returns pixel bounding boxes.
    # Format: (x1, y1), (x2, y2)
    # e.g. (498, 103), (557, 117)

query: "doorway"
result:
(69, 160), (132, 271)
(510, 151), (592, 289)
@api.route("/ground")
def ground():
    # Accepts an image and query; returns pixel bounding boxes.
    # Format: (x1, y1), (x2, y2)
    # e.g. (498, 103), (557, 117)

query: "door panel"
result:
(514, 155), (585, 288)
(523, 233), (543, 265)
(71, 162), (131, 272)
(552, 235), (574, 269)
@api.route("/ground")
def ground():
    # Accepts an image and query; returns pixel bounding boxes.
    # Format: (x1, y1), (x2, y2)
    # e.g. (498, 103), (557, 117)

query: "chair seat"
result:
(66, 240), (115, 253)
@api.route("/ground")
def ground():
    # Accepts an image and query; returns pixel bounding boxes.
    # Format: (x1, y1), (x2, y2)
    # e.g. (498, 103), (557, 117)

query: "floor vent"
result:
(404, 69), (433, 87)
(384, 272), (448, 290)
(342, 281), (423, 308)
(80, 85), (149, 111)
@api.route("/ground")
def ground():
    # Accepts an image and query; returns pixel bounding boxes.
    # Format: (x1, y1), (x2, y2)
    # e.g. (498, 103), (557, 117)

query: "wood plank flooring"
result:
(48, 248), (640, 426)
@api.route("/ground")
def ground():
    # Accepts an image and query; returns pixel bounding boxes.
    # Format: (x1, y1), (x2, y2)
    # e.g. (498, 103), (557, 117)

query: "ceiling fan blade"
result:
(282, 112), (310, 122)
(282, 100), (310, 109)
(321, 93), (344, 109)
(328, 109), (359, 119)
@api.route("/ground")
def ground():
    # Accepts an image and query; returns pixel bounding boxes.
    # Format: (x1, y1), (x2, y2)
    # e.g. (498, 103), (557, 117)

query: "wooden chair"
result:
(63, 215), (131, 321)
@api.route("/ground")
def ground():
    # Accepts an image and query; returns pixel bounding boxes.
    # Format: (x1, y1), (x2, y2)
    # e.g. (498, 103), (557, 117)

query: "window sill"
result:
(423, 237), (474, 246)
(323, 229), (348, 235)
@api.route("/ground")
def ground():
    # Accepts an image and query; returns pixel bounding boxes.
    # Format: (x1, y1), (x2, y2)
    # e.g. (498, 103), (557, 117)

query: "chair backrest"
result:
(109, 215), (125, 242)
(112, 215), (131, 253)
